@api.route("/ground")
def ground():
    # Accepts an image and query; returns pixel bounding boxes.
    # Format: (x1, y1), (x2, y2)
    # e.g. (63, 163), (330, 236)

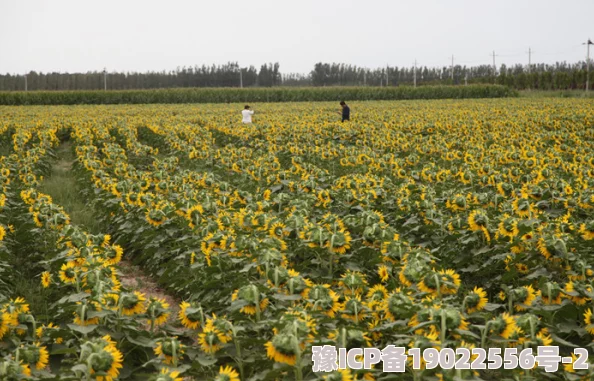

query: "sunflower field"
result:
(1, 98), (594, 381)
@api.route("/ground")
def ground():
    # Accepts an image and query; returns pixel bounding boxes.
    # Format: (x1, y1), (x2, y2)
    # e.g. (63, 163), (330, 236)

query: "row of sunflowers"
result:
(1, 98), (594, 380)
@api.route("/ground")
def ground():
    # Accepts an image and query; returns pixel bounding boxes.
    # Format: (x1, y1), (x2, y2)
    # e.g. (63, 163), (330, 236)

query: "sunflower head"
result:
(154, 337), (185, 365)
(152, 367), (182, 381)
(265, 334), (298, 366)
(19, 342), (49, 370)
(215, 365), (240, 381)
(179, 301), (203, 330)
(465, 287), (488, 313)
(79, 335), (123, 380)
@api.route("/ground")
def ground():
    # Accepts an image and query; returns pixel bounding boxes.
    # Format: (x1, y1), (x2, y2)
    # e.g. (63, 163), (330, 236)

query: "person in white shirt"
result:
(242, 105), (255, 124)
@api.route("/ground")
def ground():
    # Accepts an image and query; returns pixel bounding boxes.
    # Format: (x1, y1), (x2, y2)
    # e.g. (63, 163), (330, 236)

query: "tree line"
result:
(0, 60), (591, 91)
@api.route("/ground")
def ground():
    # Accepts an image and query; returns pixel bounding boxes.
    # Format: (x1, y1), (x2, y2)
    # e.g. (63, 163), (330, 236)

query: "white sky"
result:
(0, 0), (592, 75)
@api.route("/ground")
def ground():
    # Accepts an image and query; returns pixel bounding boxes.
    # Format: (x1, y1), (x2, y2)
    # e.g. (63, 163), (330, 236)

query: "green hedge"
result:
(0, 85), (516, 105)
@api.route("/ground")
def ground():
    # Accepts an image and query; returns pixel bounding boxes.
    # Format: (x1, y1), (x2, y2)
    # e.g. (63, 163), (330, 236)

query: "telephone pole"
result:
(528, 47), (532, 73)
(492, 51), (497, 84)
(585, 39), (593, 93)
(386, 64), (389, 86)
(103, 68), (107, 91)
(240, 69), (243, 88)
(24, 73), (28, 92)
(413, 59), (417, 88)
(363, 70), (367, 86)
(451, 55), (454, 81)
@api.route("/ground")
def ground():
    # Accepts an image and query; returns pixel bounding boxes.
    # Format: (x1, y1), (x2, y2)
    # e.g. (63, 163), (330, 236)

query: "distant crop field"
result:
(0, 84), (515, 105)
(1, 98), (594, 380)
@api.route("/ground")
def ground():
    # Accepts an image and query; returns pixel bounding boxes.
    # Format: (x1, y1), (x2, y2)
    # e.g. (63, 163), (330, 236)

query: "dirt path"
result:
(41, 140), (180, 325)
(118, 261), (180, 324)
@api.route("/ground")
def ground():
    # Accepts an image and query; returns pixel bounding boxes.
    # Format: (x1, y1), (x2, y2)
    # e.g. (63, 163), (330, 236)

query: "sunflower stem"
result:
(85, 353), (99, 381)
(481, 321), (492, 349)
(171, 338), (178, 368)
(149, 304), (155, 335)
(529, 317), (536, 343)
(440, 308), (447, 345)
(434, 273), (442, 300)
(292, 322), (303, 381)
(255, 291), (261, 322)
(508, 292), (514, 314)
(232, 326), (245, 381)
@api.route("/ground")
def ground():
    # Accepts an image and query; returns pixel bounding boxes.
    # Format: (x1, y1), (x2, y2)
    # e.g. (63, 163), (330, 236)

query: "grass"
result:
(39, 141), (103, 234)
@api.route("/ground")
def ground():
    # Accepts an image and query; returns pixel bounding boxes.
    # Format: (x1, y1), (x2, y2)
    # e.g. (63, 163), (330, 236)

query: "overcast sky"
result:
(1, 0), (592, 75)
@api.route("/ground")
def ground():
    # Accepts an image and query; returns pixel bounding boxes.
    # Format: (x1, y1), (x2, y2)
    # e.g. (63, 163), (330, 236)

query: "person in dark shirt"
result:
(339, 101), (350, 122)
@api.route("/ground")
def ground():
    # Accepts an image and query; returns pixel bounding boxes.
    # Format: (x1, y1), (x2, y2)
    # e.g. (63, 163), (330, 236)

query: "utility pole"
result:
(24, 73), (28, 91)
(386, 64), (389, 86)
(528, 47), (532, 73)
(585, 39), (593, 93)
(451, 55), (454, 82)
(413, 59), (417, 88)
(103, 68), (107, 91)
(492, 51), (497, 84)
(464, 73), (468, 86)
(240, 68), (243, 88)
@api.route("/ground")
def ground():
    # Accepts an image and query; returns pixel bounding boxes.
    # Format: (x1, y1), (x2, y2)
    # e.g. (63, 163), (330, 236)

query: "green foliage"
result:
(0, 85), (516, 105)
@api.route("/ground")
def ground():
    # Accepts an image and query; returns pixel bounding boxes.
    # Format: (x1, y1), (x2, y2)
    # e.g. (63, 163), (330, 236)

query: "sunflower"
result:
(327, 229), (352, 254)
(146, 297), (170, 326)
(41, 271), (51, 288)
(204, 314), (233, 343)
(198, 329), (223, 354)
(103, 245), (123, 266)
(0, 225), (5, 241)
(19, 342), (49, 370)
(36, 322), (63, 344)
(73, 301), (102, 326)
(498, 214), (519, 240)
(59, 261), (78, 284)
(285, 269), (313, 296)
(384, 290), (415, 321)
(120, 291), (147, 315)
(341, 294), (367, 322)
(563, 353), (578, 373)
(0, 311), (17, 339)
(584, 309), (594, 335)
(303, 284), (342, 317)
(465, 287), (488, 313)
(83, 335), (123, 381)
(512, 197), (534, 218)
(265, 337), (297, 366)
(512, 285), (537, 311)
(489, 312), (517, 339)
(146, 209), (166, 227)
(541, 282), (563, 305)
(377, 265), (389, 282)
(154, 338), (185, 365)
(269, 221), (288, 238)
(215, 365), (240, 381)
(365, 284), (388, 311)
(154, 367), (182, 381)
(564, 281), (591, 306)
(185, 204), (204, 229)
(231, 285), (269, 316)
(578, 222), (594, 240)
(178, 301), (202, 329)
(446, 194), (468, 212)
(323, 369), (354, 381)
(535, 329), (553, 346)
(339, 270), (368, 295)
